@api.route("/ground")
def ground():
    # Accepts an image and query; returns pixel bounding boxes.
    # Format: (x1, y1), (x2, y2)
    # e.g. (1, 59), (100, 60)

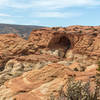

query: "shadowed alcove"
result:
(48, 35), (71, 50)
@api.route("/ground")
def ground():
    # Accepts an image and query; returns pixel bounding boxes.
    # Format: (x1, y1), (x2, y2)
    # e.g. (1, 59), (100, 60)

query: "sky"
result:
(0, 0), (100, 27)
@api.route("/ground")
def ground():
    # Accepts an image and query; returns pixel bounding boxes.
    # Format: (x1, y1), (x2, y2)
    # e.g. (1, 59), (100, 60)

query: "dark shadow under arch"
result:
(48, 35), (71, 50)
(58, 36), (71, 49)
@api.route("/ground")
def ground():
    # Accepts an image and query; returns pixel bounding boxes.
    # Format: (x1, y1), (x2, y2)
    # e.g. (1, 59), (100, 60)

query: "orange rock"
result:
(0, 33), (37, 68)
(29, 26), (100, 57)
(0, 26), (100, 100)
(0, 63), (96, 100)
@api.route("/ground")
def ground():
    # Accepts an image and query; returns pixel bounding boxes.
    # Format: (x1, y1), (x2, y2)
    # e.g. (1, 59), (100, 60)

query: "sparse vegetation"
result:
(50, 76), (100, 100)
(49, 61), (100, 100)
(79, 30), (82, 34)
(97, 61), (100, 72)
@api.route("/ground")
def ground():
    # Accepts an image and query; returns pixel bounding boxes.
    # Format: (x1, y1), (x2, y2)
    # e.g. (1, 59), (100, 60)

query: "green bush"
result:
(97, 61), (100, 71)
(50, 77), (100, 100)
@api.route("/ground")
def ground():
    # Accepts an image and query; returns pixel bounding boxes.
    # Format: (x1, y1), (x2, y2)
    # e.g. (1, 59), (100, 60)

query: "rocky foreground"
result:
(0, 25), (100, 100)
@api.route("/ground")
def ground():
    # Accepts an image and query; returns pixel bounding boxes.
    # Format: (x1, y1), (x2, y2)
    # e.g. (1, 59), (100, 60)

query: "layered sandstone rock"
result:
(0, 54), (59, 85)
(0, 63), (97, 100)
(0, 26), (100, 100)
(0, 33), (37, 69)
(29, 26), (100, 57)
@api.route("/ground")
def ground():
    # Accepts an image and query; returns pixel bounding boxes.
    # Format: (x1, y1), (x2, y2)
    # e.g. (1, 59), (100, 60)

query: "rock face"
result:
(0, 26), (100, 100)
(0, 33), (36, 68)
(29, 26), (100, 57)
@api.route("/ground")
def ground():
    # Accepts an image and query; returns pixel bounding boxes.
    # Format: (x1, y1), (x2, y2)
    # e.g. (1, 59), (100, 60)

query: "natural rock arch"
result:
(58, 36), (71, 49)
(48, 35), (71, 51)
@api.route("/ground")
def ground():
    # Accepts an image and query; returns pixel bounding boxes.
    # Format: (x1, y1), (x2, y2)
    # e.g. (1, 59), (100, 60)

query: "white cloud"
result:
(9, 1), (32, 9)
(4, 0), (100, 9)
(31, 0), (98, 9)
(0, 0), (10, 8)
(0, 13), (23, 18)
(31, 20), (40, 25)
(0, 13), (11, 17)
(34, 12), (82, 18)
(22, 20), (40, 25)
(0, 0), (9, 5)
(0, 0), (99, 25)
(0, 18), (16, 24)
(0, 0), (100, 9)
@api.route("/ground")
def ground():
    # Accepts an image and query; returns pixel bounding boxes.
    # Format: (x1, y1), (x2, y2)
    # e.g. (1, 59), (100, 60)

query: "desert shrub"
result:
(50, 77), (100, 100)
(79, 30), (82, 34)
(50, 62), (100, 100)
(97, 61), (100, 72)
(66, 78), (90, 100)
(96, 61), (100, 77)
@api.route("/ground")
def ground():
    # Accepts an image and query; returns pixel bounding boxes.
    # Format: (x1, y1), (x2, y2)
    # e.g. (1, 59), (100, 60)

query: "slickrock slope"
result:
(0, 34), (60, 85)
(0, 33), (37, 69)
(0, 54), (59, 85)
(0, 63), (97, 100)
(0, 26), (100, 100)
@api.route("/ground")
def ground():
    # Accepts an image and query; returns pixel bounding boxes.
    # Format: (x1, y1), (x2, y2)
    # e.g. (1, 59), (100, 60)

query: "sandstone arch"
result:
(48, 35), (71, 51)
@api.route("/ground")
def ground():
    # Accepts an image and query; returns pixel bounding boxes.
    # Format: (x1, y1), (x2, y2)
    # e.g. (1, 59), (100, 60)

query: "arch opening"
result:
(48, 36), (71, 58)
(58, 36), (71, 49)
(48, 36), (71, 50)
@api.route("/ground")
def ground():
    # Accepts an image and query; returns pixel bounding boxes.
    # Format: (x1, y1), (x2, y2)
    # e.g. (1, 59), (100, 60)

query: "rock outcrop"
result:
(0, 26), (100, 100)
(0, 34), (37, 69)
(0, 63), (97, 100)
(29, 26), (100, 57)
(0, 54), (59, 85)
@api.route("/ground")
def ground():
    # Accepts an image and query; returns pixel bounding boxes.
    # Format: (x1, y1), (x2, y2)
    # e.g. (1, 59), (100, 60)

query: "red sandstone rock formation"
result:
(0, 33), (37, 68)
(0, 26), (100, 100)
(29, 26), (100, 57)
(0, 63), (97, 100)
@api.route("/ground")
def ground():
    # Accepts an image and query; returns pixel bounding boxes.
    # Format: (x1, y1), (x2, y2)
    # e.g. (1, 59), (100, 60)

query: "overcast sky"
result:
(0, 0), (100, 26)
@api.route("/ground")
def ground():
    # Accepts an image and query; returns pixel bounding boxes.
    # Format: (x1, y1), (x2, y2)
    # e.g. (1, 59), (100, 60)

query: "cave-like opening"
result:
(48, 35), (71, 51)
(58, 36), (71, 50)
(48, 36), (71, 58)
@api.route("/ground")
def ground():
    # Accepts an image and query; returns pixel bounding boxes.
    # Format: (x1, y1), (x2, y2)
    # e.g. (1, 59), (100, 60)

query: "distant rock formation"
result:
(0, 23), (44, 39)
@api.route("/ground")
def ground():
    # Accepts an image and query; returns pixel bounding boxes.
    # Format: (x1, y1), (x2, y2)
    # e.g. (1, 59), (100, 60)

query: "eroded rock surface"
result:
(0, 63), (97, 100)
(29, 26), (100, 57)
(0, 33), (38, 69)
(0, 54), (60, 85)
(0, 26), (100, 100)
